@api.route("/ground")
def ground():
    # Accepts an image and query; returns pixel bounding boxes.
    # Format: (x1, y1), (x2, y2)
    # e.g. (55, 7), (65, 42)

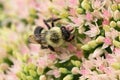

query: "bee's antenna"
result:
(46, 18), (61, 22)
(43, 20), (51, 29)
(47, 18), (61, 27)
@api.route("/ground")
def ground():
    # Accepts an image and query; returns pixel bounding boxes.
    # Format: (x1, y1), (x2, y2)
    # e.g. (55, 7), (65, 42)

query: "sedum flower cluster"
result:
(0, 0), (120, 80)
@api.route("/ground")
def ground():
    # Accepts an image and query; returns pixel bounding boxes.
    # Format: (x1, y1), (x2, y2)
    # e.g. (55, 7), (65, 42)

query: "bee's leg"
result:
(48, 45), (55, 51)
(51, 19), (54, 27)
(67, 35), (75, 41)
(61, 26), (74, 42)
(69, 28), (74, 32)
(43, 20), (51, 29)
(61, 26), (71, 41)
(41, 45), (48, 49)
(34, 26), (43, 35)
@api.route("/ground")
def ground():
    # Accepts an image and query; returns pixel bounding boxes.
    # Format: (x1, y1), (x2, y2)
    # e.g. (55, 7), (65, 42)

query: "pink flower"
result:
(0, 48), (7, 59)
(103, 67), (113, 75)
(99, 64), (105, 72)
(9, 32), (18, 42)
(106, 54), (116, 64)
(70, 15), (85, 26)
(104, 37), (112, 45)
(84, 22), (100, 37)
(8, 60), (22, 74)
(46, 69), (60, 78)
(38, 58), (48, 68)
(105, 29), (119, 39)
(68, 0), (79, 7)
(92, 0), (108, 10)
(29, 44), (40, 54)
(0, 73), (5, 80)
(54, 0), (66, 7)
(110, 29), (119, 39)
(92, 0), (101, 9)
(28, 0), (40, 9)
(76, 50), (83, 59)
(67, 43), (76, 52)
(72, 67), (80, 74)
(86, 13), (93, 21)
(80, 68), (91, 76)
(102, 9), (111, 20)
(48, 53), (57, 61)
(102, 19), (109, 25)
(82, 37), (91, 44)
(92, 10), (103, 19)
(12, 0), (29, 18)
(69, 8), (77, 17)
(92, 47), (104, 58)
(20, 45), (30, 54)
(6, 74), (19, 80)
(71, 17), (81, 25)
(115, 0), (120, 3)
(53, 70), (61, 78)
(114, 48), (120, 54)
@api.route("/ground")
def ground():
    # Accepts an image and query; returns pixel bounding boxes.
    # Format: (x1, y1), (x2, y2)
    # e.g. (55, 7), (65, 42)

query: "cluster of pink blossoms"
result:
(0, 0), (120, 80)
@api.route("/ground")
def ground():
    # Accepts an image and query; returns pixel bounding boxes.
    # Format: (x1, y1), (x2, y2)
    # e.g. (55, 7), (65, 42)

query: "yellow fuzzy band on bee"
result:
(45, 27), (64, 47)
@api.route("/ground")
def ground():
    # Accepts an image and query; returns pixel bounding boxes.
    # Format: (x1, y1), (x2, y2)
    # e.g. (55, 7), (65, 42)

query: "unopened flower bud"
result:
(17, 72), (26, 80)
(76, 43), (82, 50)
(23, 65), (29, 73)
(28, 63), (36, 70)
(81, 0), (91, 10)
(71, 60), (81, 67)
(96, 36), (105, 44)
(59, 67), (68, 74)
(37, 67), (44, 75)
(27, 76), (33, 80)
(103, 25), (110, 32)
(113, 10), (120, 21)
(110, 21), (117, 28)
(29, 70), (37, 77)
(49, 7), (59, 15)
(117, 21), (120, 28)
(77, 8), (84, 14)
(71, 67), (80, 74)
(23, 54), (30, 62)
(0, 63), (9, 71)
(113, 40), (120, 48)
(63, 75), (73, 80)
(39, 75), (47, 80)
(111, 4), (118, 11)
(81, 44), (91, 51)
(60, 11), (69, 18)
(87, 40), (98, 49)
(111, 62), (120, 70)
(78, 26), (85, 34)
(118, 4), (120, 9)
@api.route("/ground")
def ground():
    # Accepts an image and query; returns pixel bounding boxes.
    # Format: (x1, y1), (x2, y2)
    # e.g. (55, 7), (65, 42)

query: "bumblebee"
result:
(29, 18), (74, 51)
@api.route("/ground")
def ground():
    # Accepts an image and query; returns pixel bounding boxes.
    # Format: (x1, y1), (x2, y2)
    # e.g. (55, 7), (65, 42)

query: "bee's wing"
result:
(28, 35), (39, 44)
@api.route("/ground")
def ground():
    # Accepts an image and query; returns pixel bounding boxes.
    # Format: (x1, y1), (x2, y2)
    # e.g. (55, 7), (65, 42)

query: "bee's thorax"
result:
(50, 32), (60, 43)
